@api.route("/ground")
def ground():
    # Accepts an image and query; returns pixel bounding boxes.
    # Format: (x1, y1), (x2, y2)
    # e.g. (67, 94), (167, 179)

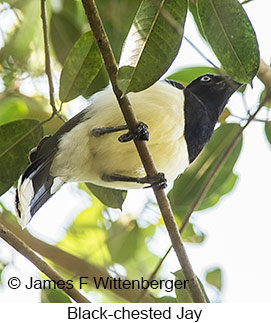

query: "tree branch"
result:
(81, 0), (206, 302)
(0, 222), (90, 303)
(257, 58), (271, 91)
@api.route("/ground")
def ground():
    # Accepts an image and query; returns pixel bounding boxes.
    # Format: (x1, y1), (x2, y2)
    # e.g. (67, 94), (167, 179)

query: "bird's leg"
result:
(118, 122), (149, 142)
(91, 125), (128, 136)
(91, 121), (149, 142)
(102, 172), (167, 190)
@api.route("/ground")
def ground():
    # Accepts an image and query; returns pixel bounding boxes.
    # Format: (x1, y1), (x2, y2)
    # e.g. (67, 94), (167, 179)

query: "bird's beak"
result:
(220, 76), (243, 92)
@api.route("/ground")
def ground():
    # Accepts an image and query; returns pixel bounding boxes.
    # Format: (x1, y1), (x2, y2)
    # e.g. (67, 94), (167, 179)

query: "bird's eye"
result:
(200, 75), (212, 82)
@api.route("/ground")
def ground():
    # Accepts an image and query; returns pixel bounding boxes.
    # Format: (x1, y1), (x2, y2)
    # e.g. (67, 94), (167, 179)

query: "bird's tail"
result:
(15, 140), (63, 228)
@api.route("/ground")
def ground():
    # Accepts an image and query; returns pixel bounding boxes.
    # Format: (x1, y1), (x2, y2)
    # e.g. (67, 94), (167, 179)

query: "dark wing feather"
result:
(16, 107), (90, 227)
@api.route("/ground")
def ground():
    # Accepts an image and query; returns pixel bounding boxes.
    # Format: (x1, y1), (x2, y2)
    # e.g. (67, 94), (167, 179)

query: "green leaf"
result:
(205, 267), (222, 291)
(85, 183), (127, 210)
(0, 97), (29, 125)
(0, 119), (43, 196)
(59, 31), (103, 102)
(188, 0), (206, 39)
(119, 223), (157, 278)
(167, 66), (217, 86)
(58, 201), (111, 267)
(107, 218), (139, 263)
(264, 121), (271, 146)
(174, 270), (209, 303)
(197, 0), (259, 83)
(40, 287), (72, 303)
(96, 0), (142, 61)
(168, 123), (243, 220)
(50, 11), (82, 65)
(83, 66), (109, 98)
(118, 0), (188, 94)
(182, 222), (205, 244)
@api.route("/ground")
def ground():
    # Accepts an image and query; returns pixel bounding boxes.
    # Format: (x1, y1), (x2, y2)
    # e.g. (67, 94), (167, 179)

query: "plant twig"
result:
(40, 0), (64, 121)
(0, 223), (90, 303)
(81, 0), (207, 303)
(257, 58), (271, 91)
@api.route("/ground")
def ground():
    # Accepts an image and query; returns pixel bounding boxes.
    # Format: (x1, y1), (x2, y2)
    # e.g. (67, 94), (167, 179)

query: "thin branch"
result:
(257, 58), (271, 91)
(0, 223), (90, 303)
(184, 36), (219, 69)
(230, 113), (270, 123)
(40, 0), (64, 121)
(81, 0), (207, 303)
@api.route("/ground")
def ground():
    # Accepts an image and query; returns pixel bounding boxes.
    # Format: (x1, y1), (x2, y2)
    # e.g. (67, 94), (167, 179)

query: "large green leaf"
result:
(59, 31), (103, 102)
(118, 0), (188, 94)
(197, 0), (259, 84)
(0, 119), (43, 196)
(168, 123), (243, 220)
(96, 0), (142, 61)
(86, 183), (127, 210)
(188, 0), (205, 39)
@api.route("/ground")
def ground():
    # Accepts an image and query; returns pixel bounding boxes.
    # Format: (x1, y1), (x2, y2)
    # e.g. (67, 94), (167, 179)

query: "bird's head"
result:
(185, 74), (242, 119)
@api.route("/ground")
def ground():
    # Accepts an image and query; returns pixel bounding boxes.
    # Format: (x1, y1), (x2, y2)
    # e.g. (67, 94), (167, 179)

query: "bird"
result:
(15, 74), (241, 228)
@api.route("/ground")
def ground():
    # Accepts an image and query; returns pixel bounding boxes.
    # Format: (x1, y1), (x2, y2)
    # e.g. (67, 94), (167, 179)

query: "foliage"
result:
(205, 267), (222, 291)
(0, 0), (268, 303)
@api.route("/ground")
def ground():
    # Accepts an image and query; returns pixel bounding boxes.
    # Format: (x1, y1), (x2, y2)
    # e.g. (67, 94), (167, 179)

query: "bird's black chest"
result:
(183, 91), (218, 163)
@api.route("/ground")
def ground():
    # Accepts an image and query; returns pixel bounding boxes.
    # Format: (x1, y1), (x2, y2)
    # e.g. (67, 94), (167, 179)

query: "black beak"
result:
(220, 76), (243, 93)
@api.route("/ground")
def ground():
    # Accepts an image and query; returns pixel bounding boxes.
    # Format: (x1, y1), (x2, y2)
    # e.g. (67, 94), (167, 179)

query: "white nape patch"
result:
(50, 177), (64, 194)
(16, 176), (34, 229)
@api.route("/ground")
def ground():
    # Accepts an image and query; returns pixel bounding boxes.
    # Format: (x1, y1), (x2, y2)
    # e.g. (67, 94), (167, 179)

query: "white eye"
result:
(200, 75), (212, 82)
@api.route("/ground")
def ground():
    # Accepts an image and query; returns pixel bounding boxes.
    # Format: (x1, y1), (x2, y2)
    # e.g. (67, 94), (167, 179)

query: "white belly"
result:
(50, 82), (189, 189)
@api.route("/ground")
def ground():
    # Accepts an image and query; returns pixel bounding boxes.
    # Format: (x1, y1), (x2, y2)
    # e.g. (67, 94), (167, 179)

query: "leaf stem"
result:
(81, 0), (207, 303)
